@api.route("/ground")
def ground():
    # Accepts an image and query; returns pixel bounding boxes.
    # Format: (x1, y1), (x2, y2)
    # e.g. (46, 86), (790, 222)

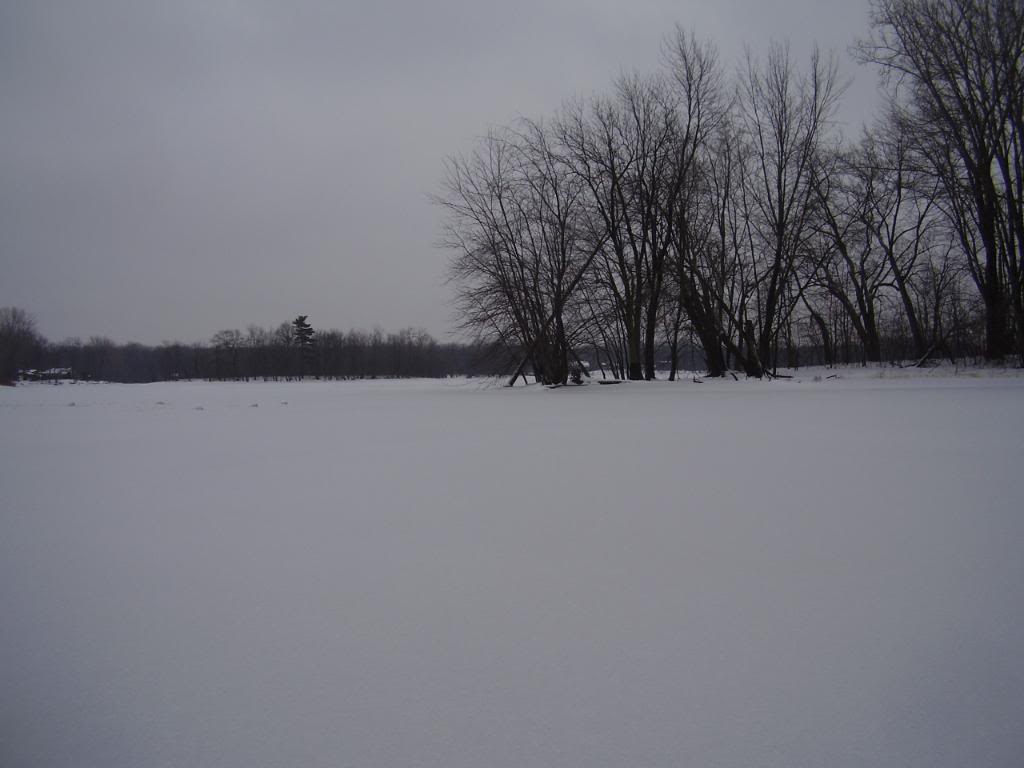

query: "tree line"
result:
(436, 0), (1024, 384)
(1, 308), (501, 384)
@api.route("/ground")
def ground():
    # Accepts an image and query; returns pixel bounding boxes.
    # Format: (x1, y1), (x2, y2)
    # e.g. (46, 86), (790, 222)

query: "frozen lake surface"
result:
(2, 372), (1023, 768)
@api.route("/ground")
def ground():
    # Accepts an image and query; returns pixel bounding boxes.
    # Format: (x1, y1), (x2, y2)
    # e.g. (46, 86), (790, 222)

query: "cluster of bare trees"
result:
(1, 307), (45, 385)
(3, 310), (499, 383)
(438, 1), (1023, 384)
(860, 0), (1024, 363)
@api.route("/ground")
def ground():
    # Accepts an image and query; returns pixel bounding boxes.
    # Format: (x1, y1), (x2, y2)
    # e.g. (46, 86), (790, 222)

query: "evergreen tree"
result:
(292, 315), (316, 377)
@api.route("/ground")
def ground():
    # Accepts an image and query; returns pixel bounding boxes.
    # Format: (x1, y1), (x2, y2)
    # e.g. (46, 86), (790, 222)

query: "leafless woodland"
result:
(437, 0), (1024, 383)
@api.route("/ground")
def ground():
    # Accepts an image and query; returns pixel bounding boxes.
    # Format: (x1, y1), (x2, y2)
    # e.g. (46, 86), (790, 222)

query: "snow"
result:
(2, 372), (1023, 768)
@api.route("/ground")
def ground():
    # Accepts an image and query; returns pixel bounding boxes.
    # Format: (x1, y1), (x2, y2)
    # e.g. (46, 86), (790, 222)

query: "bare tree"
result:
(805, 141), (891, 362)
(739, 42), (842, 375)
(558, 72), (692, 379)
(859, 0), (1024, 362)
(210, 329), (244, 380)
(661, 28), (733, 376)
(438, 123), (602, 384)
(0, 307), (43, 384)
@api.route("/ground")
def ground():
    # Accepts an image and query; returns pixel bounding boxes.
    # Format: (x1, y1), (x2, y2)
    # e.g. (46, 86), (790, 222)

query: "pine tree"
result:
(292, 315), (316, 377)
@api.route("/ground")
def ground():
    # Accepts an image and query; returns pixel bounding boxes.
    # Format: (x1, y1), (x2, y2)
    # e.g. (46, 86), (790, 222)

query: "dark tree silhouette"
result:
(292, 315), (316, 377)
(0, 307), (43, 384)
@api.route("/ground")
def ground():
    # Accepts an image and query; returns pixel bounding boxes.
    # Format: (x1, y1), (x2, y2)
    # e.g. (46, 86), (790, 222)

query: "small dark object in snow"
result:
(155, 401), (166, 406)
(280, 401), (288, 405)
(194, 406), (204, 411)
(67, 401), (75, 406)
(597, 379), (622, 385)
(250, 403), (259, 407)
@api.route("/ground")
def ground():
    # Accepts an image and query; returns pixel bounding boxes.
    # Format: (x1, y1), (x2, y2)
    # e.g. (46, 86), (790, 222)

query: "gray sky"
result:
(1, 0), (877, 345)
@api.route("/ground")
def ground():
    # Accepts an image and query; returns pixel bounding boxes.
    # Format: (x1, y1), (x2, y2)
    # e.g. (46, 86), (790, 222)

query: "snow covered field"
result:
(2, 372), (1023, 768)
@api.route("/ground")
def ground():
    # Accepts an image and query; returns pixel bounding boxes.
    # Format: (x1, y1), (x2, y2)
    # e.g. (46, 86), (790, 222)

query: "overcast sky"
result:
(1, 0), (878, 345)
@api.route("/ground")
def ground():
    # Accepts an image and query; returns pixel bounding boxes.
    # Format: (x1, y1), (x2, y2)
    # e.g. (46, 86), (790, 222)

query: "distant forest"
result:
(0, 308), (503, 384)
(437, 0), (1024, 384)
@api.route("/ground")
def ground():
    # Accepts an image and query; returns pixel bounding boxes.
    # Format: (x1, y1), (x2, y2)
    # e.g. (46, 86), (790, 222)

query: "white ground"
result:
(2, 371), (1023, 768)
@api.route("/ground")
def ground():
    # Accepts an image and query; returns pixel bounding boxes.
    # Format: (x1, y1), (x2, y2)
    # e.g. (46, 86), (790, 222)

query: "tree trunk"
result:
(743, 320), (765, 378)
(809, 310), (834, 367)
(626, 313), (644, 380)
(699, 328), (726, 377)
